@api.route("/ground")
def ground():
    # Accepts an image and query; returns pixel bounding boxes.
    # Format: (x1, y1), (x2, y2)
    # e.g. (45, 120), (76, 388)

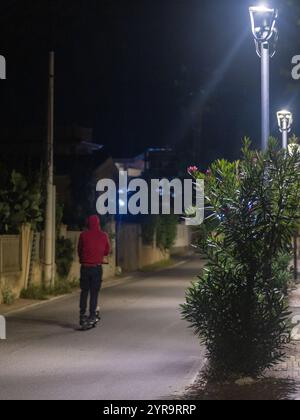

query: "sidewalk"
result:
(267, 284), (300, 382)
(268, 343), (300, 381)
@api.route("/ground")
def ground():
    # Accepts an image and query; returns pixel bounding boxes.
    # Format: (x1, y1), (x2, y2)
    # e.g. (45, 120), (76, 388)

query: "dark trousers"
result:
(80, 266), (103, 317)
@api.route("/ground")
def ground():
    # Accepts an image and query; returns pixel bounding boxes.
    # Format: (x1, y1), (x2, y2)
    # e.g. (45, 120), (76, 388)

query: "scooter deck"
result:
(79, 315), (101, 331)
(79, 323), (97, 331)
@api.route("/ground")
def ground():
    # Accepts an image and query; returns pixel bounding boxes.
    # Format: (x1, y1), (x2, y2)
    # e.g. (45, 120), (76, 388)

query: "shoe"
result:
(80, 315), (88, 326)
(88, 316), (97, 326)
(96, 311), (101, 323)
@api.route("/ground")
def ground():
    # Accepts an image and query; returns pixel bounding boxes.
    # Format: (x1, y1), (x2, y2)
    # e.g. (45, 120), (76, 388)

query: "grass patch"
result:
(20, 278), (80, 301)
(20, 285), (49, 300)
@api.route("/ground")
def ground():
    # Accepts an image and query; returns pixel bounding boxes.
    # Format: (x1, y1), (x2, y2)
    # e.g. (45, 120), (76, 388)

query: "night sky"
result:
(0, 0), (299, 164)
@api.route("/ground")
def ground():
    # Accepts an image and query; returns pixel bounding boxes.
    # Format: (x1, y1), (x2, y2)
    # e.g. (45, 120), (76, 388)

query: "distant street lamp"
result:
(277, 109), (293, 149)
(249, 5), (278, 150)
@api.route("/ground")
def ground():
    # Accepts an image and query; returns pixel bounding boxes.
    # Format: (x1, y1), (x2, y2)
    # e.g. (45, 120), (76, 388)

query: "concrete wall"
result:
(0, 225), (33, 303)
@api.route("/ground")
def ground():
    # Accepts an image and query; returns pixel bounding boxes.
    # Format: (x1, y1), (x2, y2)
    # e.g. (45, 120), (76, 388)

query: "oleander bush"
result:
(182, 139), (300, 378)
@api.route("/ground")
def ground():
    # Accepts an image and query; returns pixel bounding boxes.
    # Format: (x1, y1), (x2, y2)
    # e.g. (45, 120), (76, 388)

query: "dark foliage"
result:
(56, 237), (74, 278)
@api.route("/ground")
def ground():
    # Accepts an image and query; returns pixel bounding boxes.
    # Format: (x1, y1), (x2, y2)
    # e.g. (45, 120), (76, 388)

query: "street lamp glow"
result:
(249, 5), (278, 46)
(277, 109), (293, 150)
(251, 5), (274, 12)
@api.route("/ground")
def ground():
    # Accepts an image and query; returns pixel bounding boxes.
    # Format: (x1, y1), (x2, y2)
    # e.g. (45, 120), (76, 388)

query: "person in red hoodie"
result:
(78, 215), (111, 326)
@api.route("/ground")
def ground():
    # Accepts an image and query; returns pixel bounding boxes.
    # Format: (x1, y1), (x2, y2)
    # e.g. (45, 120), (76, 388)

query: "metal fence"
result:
(0, 235), (22, 274)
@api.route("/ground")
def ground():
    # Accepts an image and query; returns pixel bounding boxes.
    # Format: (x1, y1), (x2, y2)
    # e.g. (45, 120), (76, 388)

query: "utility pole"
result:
(52, 185), (56, 285)
(44, 52), (55, 287)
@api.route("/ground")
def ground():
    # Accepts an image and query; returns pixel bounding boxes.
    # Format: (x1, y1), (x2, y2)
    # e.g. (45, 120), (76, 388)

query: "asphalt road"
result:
(0, 256), (205, 400)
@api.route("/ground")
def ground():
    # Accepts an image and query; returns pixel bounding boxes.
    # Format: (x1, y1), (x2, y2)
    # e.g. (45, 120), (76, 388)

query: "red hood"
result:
(87, 215), (101, 231)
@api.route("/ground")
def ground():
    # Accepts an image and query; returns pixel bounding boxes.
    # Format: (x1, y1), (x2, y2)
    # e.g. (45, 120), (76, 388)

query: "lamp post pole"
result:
(282, 122), (288, 150)
(261, 42), (270, 151)
(249, 6), (278, 151)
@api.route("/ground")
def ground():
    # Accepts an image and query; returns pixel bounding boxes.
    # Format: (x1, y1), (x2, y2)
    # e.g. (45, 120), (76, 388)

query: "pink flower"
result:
(206, 168), (212, 176)
(188, 166), (199, 175)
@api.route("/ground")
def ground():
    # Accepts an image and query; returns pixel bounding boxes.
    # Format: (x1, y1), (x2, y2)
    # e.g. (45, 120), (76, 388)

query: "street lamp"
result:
(277, 109), (293, 149)
(249, 5), (278, 150)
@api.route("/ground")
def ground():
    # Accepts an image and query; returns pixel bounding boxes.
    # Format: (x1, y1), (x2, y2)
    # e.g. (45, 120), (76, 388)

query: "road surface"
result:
(0, 256), (205, 400)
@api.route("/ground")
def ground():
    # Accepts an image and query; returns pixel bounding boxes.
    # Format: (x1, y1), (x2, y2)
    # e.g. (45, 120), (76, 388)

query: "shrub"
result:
(20, 285), (48, 300)
(156, 215), (178, 250)
(182, 139), (300, 378)
(1, 286), (16, 305)
(141, 216), (159, 245)
(141, 215), (178, 250)
(0, 166), (43, 234)
(51, 278), (72, 296)
(56, 237), (74, 278)
(272, 253), (294, 294)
